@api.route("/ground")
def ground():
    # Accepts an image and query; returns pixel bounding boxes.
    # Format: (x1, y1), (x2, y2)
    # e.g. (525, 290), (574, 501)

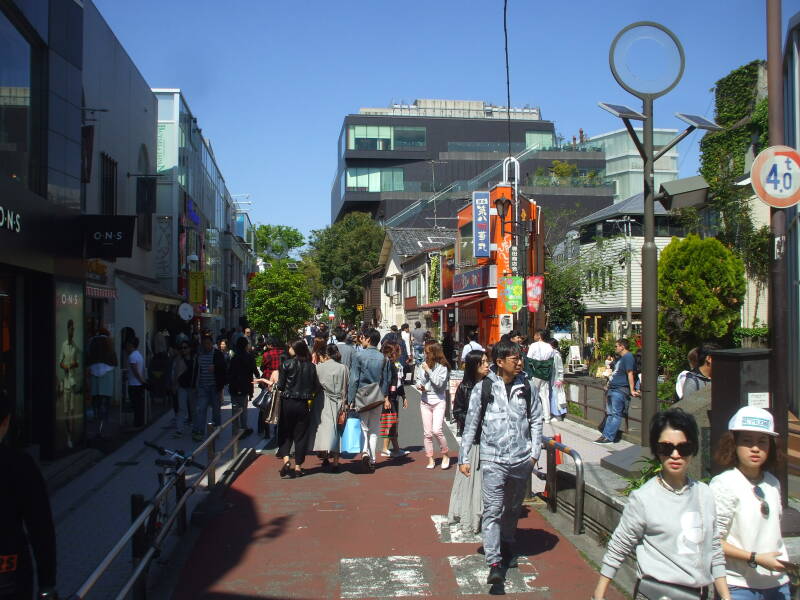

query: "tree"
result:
(551, 160), (578, 179)
(307, 212), (384, 324)
(246, 263), (314, 342)
(658, 235), (746, 352)
(543, 257), (586, 331)
(253, 224), (305, 261)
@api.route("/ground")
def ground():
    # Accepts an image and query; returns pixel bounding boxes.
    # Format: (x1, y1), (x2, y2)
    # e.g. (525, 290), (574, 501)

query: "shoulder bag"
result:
(264, 385), (281, 425)
(355, 358), (387, 413)
(635, 576), (708, 600)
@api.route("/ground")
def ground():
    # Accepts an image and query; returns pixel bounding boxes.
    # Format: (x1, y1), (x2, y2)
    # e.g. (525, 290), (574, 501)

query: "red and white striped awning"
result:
(86, 284), (117, 299)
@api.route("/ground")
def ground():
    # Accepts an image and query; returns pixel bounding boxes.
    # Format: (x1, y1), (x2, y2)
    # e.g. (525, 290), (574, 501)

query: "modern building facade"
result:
(153, 89), (256, 336)
(589, 128), (679, 202)
(1, 0), (87, 458)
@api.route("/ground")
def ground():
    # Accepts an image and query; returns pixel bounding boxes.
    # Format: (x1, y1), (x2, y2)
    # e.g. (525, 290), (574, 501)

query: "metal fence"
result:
(540, 436), (586, 535)
(68, 408), (247, 600)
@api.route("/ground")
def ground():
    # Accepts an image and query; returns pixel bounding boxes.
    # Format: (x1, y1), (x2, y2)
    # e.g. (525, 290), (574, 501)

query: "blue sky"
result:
(94, 0), (800, 237)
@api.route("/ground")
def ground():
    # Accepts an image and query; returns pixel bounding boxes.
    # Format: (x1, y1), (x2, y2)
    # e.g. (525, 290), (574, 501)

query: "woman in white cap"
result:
(710, 406), (789, 600)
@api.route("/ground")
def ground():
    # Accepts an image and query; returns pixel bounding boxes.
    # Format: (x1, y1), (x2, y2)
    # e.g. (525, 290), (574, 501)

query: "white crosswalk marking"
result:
(448, 554), (549, 595)
(339, 556), (431, 598)
(430, 514), (482, 543)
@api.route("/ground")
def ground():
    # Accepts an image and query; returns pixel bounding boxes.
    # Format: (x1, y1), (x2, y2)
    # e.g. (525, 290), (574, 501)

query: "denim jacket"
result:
(347, 346), (391, 405)
(458, 371), (543, 466)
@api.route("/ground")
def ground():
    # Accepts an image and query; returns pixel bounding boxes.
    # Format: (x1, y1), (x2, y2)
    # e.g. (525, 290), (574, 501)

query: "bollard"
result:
(176, 472), (187, 535)
(130, 494), (147, 600)
(545, 443), (557, 513)
(207, 423), (216, 488)
(554, 433), (563, 465)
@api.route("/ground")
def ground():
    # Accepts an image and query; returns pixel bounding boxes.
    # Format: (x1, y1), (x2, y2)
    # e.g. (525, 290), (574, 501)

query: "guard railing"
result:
(68, 407), (246, 600)
(540, 435), (585, 535)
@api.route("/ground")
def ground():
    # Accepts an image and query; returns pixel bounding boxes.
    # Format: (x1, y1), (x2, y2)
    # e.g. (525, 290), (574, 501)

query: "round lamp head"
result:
(494, 196), (511, 220)
(609, 21), (684, 99)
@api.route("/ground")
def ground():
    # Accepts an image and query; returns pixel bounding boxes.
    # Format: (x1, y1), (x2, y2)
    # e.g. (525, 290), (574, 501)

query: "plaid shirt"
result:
(261, 348), (282, 379)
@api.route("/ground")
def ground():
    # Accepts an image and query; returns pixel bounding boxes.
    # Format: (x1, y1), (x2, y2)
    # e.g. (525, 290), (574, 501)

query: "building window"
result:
(458, 221), (474, 266)
(0, 9), (38, 190)
(100, 153), (117, 215)
(346, 167), (403, 192)
(404, 276), (418, 300)
(347, 125), (426, 151)
(525, 131), (555, 150)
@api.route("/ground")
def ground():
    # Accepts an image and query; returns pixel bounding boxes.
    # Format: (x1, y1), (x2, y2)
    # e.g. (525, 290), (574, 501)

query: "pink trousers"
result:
(420, 400), (449, 457)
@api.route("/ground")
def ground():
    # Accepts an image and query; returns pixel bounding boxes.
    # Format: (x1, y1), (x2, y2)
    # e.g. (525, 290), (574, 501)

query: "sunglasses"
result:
(656, 442), (694, 457)
(753, 485), (770, 517)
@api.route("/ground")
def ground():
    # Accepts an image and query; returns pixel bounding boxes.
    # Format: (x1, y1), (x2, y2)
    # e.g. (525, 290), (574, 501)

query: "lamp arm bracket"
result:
(653, 125), (695, 162)
(622, 118), (647, 159)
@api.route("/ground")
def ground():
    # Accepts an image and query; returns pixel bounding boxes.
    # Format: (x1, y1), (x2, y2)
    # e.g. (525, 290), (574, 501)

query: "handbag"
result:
(337, 402), (349, 428)
(340, 411), (364, 454)
(354, 358), (387, 413)
(379, 409), (398, 437)
(252, 387), (268, 409)
(264, 386), (281, 425)
(635, 576), (707, 600)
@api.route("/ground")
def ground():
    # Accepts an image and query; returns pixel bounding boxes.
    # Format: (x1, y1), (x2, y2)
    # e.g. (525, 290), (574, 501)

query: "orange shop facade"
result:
(420, 188), (545, 347)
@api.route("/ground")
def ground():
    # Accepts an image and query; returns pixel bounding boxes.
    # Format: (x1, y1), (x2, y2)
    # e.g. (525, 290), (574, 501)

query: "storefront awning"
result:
(418, 292), (487, 310)
(85, 284), (117, 299)
(116, 271), (184, 306)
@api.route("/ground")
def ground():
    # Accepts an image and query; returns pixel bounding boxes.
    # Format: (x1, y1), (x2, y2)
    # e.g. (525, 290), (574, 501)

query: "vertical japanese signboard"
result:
(189, 272), (205, 304)
(472, 191), (490, 258)
(527, 275), (544, 312)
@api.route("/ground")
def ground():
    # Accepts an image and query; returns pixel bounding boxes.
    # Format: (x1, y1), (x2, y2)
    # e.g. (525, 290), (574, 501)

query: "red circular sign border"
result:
(751, 145), (800, 209)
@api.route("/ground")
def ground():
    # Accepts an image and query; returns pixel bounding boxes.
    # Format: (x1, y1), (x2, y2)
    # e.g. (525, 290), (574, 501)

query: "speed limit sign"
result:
(751, 145), (800, 208)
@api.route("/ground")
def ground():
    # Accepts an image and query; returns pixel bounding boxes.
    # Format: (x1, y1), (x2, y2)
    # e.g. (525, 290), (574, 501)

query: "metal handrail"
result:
(541, 436), (585, 535)
(68, 407), (245, 600)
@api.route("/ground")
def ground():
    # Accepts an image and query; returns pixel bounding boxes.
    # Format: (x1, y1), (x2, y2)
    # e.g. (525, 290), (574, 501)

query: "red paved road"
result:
(173, 448), (624, 599)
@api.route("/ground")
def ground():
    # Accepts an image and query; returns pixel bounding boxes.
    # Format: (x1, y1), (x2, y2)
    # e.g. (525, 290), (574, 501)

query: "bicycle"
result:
(143, 441), (206, 545)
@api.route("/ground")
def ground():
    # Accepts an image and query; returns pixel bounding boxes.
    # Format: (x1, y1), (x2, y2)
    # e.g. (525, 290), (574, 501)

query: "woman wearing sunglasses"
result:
(593, 408), (731, 600)
(709, 406), (789, 600)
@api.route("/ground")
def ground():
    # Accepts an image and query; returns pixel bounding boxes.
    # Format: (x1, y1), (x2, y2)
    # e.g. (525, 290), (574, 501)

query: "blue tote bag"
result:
(340, 412), (364, 455)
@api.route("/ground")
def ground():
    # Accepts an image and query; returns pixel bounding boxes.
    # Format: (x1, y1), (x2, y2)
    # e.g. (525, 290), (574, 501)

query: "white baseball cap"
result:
(728, 406), (778, 437)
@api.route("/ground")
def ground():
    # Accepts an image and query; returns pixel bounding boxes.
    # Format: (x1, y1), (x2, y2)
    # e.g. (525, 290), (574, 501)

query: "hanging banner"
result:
(188, 272), (205, 304)
(527, 275), (544, 313)
(498, 276), (524, 313)
(472, 191), (490, 258)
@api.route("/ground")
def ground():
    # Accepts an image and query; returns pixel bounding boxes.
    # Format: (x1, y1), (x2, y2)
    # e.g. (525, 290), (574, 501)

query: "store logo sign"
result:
(0, 205), (21, 233)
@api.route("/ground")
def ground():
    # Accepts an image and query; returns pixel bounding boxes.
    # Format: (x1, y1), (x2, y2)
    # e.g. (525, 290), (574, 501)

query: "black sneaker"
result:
(593, 436), (613, 445)
(501, 543), (518, 569)
(486, 563), (504, 584)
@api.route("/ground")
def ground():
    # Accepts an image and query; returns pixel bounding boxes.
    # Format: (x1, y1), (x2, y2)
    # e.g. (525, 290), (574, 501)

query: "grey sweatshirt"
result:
(458, 371), (543, 466)
(600, 476), (726, 587)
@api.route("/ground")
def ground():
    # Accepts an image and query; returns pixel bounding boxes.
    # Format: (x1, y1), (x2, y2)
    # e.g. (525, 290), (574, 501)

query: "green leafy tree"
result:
(551, 160), (578, 179)
(543, 257), (586, 330)
(658, 235), (746, 352)
(253, 224), (305, 261)
(246, 263), (313, 342)
(306, 212), (384, 324)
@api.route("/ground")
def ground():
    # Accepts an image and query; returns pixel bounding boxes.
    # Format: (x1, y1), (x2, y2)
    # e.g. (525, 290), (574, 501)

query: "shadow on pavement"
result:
(516, 527), (560, 558)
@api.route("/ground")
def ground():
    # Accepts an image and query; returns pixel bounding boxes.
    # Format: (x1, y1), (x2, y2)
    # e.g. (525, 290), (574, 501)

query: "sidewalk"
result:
(171, 389), (625, 599)
(52, 393), (264, 599)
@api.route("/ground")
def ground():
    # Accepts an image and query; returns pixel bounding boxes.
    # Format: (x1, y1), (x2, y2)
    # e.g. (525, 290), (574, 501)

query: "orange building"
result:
(421, 186), (545, 347)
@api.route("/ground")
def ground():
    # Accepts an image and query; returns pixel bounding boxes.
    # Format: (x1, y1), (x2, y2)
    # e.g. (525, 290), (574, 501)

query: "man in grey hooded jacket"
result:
(459, 339), (544, 586)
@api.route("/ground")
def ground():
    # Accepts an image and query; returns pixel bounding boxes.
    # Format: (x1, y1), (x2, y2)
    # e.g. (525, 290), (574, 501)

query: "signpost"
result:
(751, 145), (800, 209)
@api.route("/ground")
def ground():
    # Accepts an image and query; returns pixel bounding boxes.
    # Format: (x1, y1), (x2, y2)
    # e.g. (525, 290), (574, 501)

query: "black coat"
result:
(277, 358), (319, 400)
(227, 352), (260, 396)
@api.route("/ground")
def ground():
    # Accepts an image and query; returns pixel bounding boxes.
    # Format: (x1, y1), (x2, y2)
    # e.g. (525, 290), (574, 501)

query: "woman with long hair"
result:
(380, 342), (409, 458)
(592, 409), (730, 600)
(448, 350), (490, 534)
(414, 342), (451, 469)
(710, 407), (788, 600)
(310, 344), (348, 472)
(275, 339), (319, 478)
(311, 336), (327, 365)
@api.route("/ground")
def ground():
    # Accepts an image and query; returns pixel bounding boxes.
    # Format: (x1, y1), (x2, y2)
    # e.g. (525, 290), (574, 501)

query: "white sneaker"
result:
(426, 462), (436, 469)
(380, 450), (392, 457)
(441, 456), (451, 470)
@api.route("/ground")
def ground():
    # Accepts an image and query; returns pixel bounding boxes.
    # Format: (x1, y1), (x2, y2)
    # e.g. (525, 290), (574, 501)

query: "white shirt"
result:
(401, 331), (412, 357)
(527, 340), (556, 361)
(128, 350), (145, 386)
(709, 467), (789, 588)
(461, 340), (484, 362)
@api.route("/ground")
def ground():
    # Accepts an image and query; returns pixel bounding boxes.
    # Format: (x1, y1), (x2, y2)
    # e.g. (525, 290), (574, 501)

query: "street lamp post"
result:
(600, 22), (721, 440)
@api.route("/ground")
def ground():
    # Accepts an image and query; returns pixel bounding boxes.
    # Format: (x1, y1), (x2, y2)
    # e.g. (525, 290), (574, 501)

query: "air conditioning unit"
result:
(392, 294), (402, 306)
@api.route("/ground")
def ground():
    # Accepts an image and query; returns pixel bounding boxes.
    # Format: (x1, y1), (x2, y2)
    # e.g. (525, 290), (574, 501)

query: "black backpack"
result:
(474, 377), (533, 443)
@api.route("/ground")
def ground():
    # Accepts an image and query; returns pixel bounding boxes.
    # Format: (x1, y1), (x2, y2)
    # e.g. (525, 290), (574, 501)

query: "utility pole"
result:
(766, 0), (789, 505)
